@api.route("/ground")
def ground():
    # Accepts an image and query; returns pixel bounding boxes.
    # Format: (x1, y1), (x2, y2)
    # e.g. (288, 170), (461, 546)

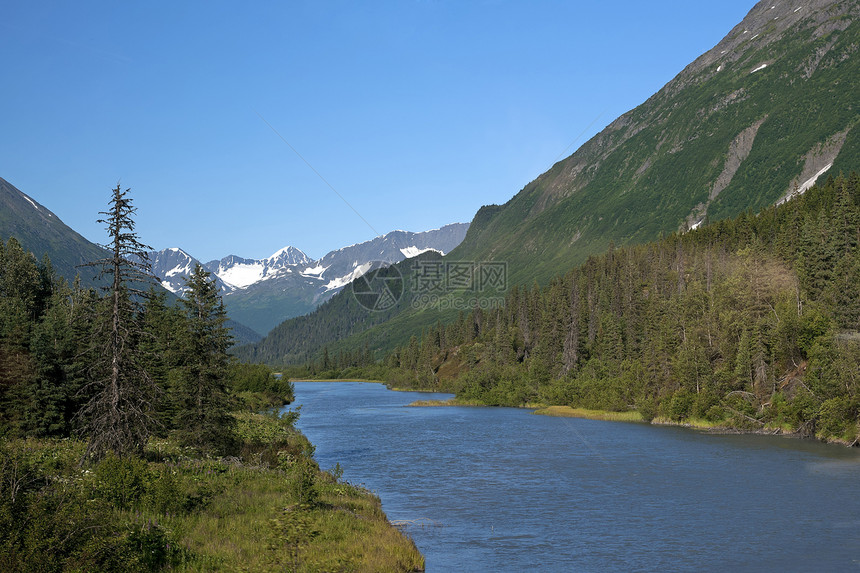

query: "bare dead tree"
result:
(76, 184), (159, 461)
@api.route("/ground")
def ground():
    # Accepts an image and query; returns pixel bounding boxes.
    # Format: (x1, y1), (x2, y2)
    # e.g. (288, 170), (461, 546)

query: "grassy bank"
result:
(650, 416), (726, 430)
(0, 408), (423, 572)
(289, 378), (382, 383)
(406, 398), (486, 407)
(532, 405), (644, 423)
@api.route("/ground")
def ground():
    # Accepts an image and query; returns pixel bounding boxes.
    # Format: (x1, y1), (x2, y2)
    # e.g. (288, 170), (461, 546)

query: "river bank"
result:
(406, 397), (858, 447)
(289, 378), (857, 447)
(293, 380), (860, 571)
(0, 395), (423, 572)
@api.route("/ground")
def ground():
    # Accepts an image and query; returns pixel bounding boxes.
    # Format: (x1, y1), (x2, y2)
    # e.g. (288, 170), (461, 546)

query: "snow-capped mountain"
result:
(205, 246), (312, 290)
(149, 222), (470, 335)
(148, 248), (216, 293)
(149, 246), (312, 294)
(309, 225), (470, 292)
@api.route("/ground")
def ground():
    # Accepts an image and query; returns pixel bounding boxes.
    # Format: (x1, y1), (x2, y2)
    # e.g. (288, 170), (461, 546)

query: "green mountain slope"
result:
(238, 0), (860, 365)
(383, 173), (860, 443)
(0, 177), (109, 286)
(453, 0), (860, 285)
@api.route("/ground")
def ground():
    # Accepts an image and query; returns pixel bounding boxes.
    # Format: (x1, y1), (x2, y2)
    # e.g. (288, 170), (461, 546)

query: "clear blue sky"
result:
(1, 1), (756, 262)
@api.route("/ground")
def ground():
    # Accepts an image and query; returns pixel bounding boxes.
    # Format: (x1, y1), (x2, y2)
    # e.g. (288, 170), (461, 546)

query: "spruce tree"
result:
(77, 184), (158, 460)
(173, 264), (236, 454)
(24, 281), (79, 437)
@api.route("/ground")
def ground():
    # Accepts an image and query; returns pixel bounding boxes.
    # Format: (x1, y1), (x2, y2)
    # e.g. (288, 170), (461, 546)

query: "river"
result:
(287, 381), (860, 571)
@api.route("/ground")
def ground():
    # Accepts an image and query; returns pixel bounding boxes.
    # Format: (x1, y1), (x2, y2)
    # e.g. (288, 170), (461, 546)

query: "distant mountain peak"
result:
(144, 222), (470, 334)
(268, 245), (309, 264)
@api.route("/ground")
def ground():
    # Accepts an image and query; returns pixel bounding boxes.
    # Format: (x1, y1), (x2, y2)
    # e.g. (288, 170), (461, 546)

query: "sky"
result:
(1, 0), (757, 263)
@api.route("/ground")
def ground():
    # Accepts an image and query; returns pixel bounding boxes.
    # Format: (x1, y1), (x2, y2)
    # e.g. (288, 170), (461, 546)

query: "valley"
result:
(3, 1), (860, 570)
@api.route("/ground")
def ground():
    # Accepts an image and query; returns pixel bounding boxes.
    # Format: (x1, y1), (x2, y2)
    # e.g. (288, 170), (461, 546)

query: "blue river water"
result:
(287, 381), (860, 572)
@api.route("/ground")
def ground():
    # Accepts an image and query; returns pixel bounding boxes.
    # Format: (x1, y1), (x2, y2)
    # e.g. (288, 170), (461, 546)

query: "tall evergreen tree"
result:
(173, 264), (236, 454)
(77, 184), (158, 460)
(23, 281), (79, 437)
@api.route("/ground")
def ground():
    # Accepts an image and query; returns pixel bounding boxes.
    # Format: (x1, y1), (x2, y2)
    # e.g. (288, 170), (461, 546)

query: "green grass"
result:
(170, 464), (423, 572)
(406, 398), (488, 407)
(532, 405), (644, 422)
(651, 416), (728, 430)
(0, 408), (423, 572)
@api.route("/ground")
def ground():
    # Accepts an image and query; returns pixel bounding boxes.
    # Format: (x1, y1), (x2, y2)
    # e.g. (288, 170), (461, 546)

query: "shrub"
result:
(91, 454), (151, 511)
(817, 397), (855, 438)
(637, 397), (658, 423)
(666, 391), (694, 421)
(704, 405), (726, 422)
(283, 455), (318, 507)
(126, 517), (187, 570)
(229, 363), (294, 400)
(692, 391), (720, 419)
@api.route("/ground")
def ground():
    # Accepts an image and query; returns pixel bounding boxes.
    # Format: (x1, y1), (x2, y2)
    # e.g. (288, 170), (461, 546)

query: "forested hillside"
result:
(379, 173), (860, 442)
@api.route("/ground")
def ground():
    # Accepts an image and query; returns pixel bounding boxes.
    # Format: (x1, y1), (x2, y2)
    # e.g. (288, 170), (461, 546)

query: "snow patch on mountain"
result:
(165, 263), (194, 278)
(20, 192), (39, 211)
(777, 163), (834, 207)
(324, 262), (373, 291)
(301, 264), (328, 277)
(218, 261), (267, 288)
(400, 246), (441, 258)
(798, 163), (833, 194)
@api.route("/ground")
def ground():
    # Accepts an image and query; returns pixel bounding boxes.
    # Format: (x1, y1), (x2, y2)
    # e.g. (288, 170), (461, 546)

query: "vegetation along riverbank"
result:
(288, 175), (860, 447)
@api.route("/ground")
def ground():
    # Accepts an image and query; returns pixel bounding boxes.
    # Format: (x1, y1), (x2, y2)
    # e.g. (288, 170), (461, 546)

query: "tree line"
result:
(0, 185), (291, 459)
(380, 173), (860, 441)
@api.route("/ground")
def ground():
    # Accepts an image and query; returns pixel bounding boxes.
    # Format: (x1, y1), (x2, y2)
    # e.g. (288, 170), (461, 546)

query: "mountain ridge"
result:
(0, 176), (110, 287)
(450, 0), (860, 285)
(237, 0), (860, 365)
(148, 223), (470, 335)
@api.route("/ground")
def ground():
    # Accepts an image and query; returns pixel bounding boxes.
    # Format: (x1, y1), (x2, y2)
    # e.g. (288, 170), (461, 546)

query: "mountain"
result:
(0, 178), (261, 347)
(148, 248), (233, 294)
(0, 176), (108, 286)
(205, 247), (312, 291)
(309, 227), (469, 288)
(236, 0), (860, 365)
(453, 0), (860, 285)
(152, 223), (470, 335)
